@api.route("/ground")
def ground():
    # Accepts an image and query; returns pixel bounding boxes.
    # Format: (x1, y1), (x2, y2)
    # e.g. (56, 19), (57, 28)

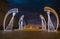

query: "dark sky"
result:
(6, 0), (60, 10)
(5, 0), (60, 25)
(6, 0), (60, 16)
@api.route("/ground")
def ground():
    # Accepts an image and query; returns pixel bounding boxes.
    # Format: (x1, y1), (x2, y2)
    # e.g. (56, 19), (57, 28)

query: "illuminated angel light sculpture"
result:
(47, 10), (55, 32)
(40, 15), (46, 31)
(19, 15), (24, 30)
(3, 8), (18, 31)
(44, 7), (59, 32)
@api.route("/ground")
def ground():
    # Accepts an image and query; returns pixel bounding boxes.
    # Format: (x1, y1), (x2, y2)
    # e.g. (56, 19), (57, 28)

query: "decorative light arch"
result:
(3, 8), (18, 31)
(44, 6), (59, 32)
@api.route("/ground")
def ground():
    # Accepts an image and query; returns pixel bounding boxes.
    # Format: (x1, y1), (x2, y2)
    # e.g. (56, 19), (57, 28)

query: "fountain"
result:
(18, 15), (24, 30)
(3, 8), (18, 31)
(40, 15), (46, 31)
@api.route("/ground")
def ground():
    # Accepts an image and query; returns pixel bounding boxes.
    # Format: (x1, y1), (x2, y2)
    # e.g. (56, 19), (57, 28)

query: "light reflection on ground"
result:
(0, 31), (60, 39)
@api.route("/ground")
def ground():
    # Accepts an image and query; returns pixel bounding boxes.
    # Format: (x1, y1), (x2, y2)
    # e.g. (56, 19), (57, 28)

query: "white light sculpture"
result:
(3, 8), (18, 31)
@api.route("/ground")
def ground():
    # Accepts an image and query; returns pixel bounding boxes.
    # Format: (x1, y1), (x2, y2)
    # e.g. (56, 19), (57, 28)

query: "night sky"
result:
(5, 0), (60, 26)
